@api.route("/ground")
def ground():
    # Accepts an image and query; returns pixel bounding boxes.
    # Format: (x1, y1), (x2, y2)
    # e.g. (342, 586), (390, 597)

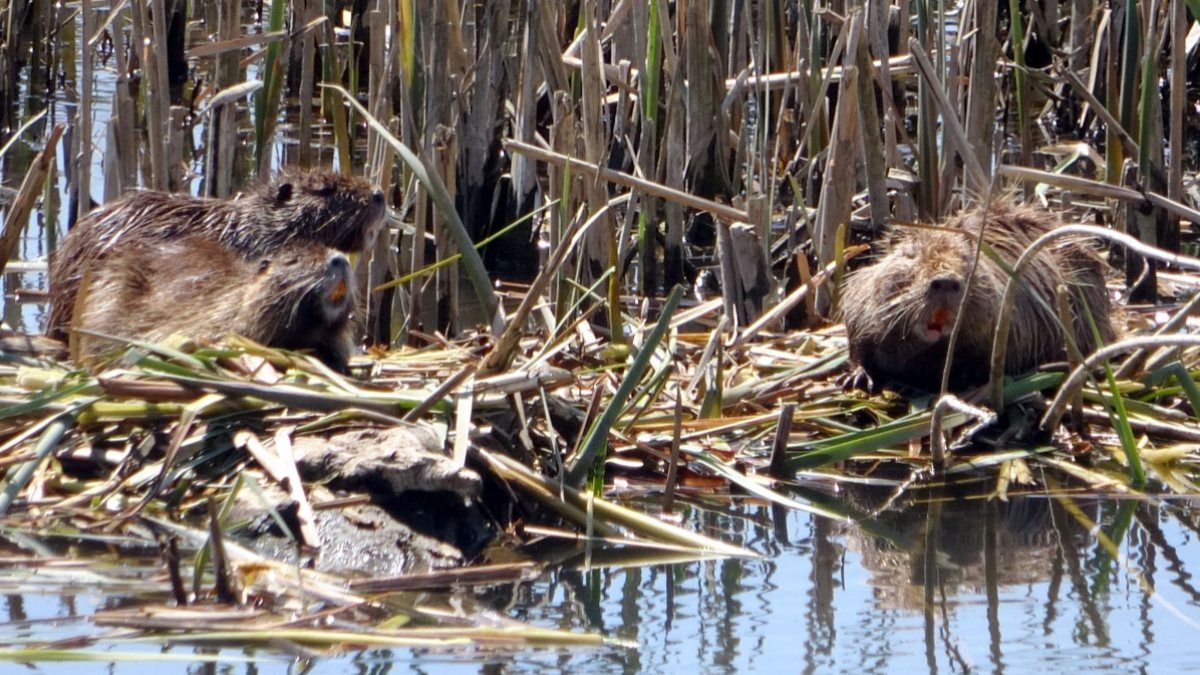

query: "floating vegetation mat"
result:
(1, 285), (1198, 661)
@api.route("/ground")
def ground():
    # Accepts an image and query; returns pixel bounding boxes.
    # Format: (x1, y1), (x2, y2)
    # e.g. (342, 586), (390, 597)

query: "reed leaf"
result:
(566, 285), (685, 486)
(324, 84), (501, 334)
(252, 0), (286, 169)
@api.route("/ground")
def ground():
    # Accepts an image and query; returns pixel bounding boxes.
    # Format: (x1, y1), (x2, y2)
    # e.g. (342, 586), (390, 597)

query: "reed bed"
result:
(0, 0), (1199, 660)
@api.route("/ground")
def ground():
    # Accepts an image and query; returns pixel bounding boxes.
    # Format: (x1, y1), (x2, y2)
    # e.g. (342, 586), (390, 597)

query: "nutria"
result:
(48, 169), (385, 339)
(78, 236), (356, 372)
(840, 200), (1116, 391)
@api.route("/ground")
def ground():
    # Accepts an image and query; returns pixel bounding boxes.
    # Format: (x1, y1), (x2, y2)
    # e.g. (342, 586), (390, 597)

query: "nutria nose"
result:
(371, 188), (385, 205)
(327, 253), (351, 275)
(929, 276), (962, 294)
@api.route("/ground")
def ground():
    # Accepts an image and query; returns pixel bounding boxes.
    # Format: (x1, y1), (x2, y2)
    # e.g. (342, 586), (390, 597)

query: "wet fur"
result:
(840, 200), (1116, 391)
(79, 237), (356, 371)
(49, 170), (384, 339)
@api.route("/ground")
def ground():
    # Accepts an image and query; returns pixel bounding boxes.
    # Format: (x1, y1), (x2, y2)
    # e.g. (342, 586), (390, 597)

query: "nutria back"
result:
(79, 237), (356, 372)
(840, 200), (1115, 391)
(48, 169), (384, 339)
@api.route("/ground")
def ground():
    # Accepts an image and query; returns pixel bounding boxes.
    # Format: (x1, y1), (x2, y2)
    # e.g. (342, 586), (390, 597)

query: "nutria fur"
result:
(840, 200), (1116, 391)
(79, 237), (356, 371)
(48, 169), (385, 339)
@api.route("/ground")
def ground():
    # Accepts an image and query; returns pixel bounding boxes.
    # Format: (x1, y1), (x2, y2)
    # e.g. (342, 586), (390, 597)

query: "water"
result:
(2, 491), (1198, 673)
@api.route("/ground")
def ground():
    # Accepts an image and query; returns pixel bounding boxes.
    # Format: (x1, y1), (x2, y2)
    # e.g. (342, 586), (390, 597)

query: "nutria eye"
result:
(257, 259), (271, 273)
(275, 183), (293, 203)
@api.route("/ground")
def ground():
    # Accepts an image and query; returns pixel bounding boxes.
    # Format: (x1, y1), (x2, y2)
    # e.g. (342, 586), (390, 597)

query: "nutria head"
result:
(879, 228), (978, 347)
(245, 244), (357, 372)
(249, 169), (387, 252)
(840, 224), (1007, 390)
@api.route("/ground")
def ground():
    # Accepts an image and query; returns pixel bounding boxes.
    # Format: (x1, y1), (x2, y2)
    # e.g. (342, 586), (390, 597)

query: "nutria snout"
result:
(316, 253), (353, 323)
(840, 200), (1116, 392)
(48, 169), (385, 341)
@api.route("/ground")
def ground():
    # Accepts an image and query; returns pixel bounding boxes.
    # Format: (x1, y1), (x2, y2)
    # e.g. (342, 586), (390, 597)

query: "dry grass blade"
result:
(475, 447), (755, 558)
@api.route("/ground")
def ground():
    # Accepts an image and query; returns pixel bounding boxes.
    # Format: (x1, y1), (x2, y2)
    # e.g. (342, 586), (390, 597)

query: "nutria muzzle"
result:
(319, 253), (354, 322)
(917, 274), (965, 343)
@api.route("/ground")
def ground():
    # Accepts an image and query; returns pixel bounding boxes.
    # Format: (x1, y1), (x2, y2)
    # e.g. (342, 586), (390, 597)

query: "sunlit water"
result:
(3, 493), (1198, 673)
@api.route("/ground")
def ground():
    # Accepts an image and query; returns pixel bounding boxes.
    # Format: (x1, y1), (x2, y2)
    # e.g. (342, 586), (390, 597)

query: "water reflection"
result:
(1, 484), (1198, 672)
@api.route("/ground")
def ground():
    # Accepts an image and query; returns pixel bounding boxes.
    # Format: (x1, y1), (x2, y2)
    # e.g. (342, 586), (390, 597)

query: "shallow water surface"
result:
(3, 489), (1198, 673)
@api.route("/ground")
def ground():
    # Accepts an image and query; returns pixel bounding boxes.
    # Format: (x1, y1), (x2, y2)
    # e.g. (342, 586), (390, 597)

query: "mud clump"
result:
(840, 200), (1116, 391)
(78, 237), (357, 372)
(48, 170), (385, 340)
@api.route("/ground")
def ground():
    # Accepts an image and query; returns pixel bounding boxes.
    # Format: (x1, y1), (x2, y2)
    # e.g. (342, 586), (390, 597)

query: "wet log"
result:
(292, 426), (481, 499)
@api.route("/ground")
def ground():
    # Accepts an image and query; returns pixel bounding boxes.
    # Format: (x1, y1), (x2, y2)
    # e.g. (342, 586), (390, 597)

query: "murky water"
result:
(3, 489), (1198, 673)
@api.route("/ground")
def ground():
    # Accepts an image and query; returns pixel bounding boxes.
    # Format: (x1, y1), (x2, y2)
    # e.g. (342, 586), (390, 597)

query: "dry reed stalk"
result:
(852, 9), (888, 230)
(908, 38), (988, 194)
(0, 124), (64, 274)
(75, 0), (93, 222)
(295, 0), (317, 168)
(433, 122), (460, 334)
(506, 141), (750, 223)
(965, 0), (998, 185)
(511, 0), (540, 218)
(812, 65), (858, 315)
(130, 0), (165, 190)
(209, 0), (241, 197)
(110, 4), (137, 198)
(662, 59), (687, 289)
(1169, 0), (1184, 204)
(578, 0), (620, 341)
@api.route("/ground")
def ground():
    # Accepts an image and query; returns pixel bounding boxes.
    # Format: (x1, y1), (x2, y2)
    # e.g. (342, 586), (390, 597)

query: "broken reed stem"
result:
(159, 534), (189, 605)
(662, 384), (683, 513)
(768, 403), (795, 478)
(207, 498), (238, 604)
(997, 164), (1200, 225)
(504, 140), (751, 224)
(0, 123), (64, 275)
(1042, 335), (1200, 430)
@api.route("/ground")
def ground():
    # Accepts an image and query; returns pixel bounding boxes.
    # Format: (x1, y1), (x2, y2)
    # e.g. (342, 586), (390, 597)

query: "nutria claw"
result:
(839, 365), (878, 393)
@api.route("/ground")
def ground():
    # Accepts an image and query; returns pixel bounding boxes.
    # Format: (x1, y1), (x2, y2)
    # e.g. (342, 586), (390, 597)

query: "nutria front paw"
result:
(839, 365), (877, 393)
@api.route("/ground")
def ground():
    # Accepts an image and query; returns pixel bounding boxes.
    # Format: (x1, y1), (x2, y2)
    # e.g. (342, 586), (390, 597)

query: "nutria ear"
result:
(275, 182), (293, 203)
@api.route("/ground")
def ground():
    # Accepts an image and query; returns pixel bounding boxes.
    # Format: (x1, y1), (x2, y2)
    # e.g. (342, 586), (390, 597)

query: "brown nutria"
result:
(48, 169), (385, 340)
(78, 236), (356, 372)
(840, 200), (1116, 391)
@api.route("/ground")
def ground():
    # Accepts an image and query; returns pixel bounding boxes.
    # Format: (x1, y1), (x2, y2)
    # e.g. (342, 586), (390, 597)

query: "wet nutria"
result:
(48, 169), (385, 340)
(840, 200), (1116, 391)
(78, 237), (356, 372)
